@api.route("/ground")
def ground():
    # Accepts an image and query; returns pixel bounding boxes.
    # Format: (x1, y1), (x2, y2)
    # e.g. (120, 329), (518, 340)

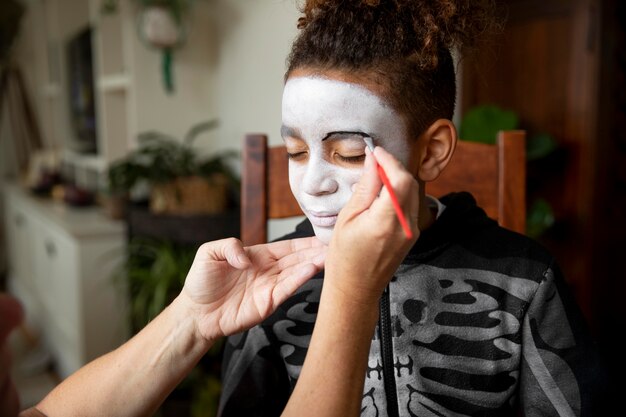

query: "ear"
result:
(416, 119), (457, 182)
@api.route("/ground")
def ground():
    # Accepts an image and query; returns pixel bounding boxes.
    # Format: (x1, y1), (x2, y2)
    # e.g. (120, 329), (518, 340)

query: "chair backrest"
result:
(241, 131), (526, 246)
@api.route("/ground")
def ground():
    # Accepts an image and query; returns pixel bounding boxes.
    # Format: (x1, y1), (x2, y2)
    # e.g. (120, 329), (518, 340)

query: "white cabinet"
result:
(3, 183), (129, 378)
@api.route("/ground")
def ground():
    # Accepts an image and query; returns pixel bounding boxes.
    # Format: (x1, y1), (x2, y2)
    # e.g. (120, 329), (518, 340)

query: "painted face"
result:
(281, 76), (410, 243)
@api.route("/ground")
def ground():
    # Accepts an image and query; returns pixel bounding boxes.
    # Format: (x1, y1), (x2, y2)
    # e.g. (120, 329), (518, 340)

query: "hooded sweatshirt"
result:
(219, 192), (605, 417)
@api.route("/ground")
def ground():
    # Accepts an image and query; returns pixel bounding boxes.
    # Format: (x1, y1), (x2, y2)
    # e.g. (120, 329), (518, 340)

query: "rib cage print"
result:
(219, 197), (599, 417)
(361, 264), (539, 417)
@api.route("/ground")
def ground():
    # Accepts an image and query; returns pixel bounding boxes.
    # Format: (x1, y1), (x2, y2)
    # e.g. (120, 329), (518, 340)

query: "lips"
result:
(306, 210), (339, 227)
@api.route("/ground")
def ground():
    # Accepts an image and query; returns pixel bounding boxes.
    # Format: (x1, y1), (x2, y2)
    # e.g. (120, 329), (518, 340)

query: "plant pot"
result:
(139, 6), (182, 49)
(150, 175), (228, 215)
(103, 193), (128, 220)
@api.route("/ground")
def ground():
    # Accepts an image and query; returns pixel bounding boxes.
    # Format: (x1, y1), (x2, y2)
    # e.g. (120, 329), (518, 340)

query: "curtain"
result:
(0, 65), (43, 175)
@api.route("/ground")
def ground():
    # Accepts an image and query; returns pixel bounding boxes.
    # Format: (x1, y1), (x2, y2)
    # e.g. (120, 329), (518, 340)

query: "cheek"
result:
(288, 162), (363, 208)
(288, 163), (304, 197)
(328, 167), (362, 207)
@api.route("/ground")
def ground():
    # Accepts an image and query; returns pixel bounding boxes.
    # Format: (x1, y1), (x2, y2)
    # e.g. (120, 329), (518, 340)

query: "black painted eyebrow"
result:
(321, 131), (375, 141)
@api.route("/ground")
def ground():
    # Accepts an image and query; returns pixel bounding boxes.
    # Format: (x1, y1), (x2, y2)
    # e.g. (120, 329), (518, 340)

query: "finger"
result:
(197, 238), (250, 270)
(372, 147), (416, 206)
(273, 263), (319, 304)
(260, 236), (326, 260)
(275, 245), (327, 272)
(373, 146), (406, 174)
(0, 295), (23, 342)
(341, 148), (382, 216)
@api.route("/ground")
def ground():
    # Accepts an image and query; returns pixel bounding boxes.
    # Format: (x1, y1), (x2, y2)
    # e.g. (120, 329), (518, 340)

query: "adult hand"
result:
(179, 237), (326, 343)
(326, 146), (419, 305)
(0, 294), (24, 417)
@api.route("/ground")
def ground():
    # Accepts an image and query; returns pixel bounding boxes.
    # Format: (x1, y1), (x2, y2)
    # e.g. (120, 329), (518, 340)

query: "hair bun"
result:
(297, 0), (498, 69)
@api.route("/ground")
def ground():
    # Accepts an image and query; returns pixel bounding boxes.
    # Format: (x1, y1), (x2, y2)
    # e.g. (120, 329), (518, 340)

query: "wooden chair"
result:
(241, 131), (526, 246)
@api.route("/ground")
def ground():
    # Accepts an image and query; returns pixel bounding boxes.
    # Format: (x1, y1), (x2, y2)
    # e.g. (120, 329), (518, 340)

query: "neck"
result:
(417, 181), (436, 232)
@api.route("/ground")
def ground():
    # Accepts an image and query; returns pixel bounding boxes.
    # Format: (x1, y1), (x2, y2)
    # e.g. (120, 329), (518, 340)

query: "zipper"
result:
(379, 284), (399, 417)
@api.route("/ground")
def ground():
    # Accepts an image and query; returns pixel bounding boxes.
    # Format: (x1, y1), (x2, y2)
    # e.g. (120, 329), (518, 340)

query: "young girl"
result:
(219, 1), (605, 416)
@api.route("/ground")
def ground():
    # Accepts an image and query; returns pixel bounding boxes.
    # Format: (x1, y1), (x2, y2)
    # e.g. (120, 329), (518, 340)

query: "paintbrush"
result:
(363, 136), (413, 239)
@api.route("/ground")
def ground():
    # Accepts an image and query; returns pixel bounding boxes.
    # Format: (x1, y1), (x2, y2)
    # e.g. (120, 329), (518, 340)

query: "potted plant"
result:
(106, 119), (239, 217)
(118, 237), (223, 416)
(459, 105), (559, 238)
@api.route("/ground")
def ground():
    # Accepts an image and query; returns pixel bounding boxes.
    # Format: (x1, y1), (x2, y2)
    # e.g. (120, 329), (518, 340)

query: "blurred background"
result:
(0, 0), (624, 415)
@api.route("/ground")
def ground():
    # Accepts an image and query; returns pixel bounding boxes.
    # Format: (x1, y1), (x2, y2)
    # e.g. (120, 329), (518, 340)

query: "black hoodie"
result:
(219, 192), (605, 417)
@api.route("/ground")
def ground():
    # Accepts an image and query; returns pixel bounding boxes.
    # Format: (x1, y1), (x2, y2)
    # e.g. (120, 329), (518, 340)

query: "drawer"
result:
(33, 226), (81, 338)
(5, 200), (37, 293)
(44, 314), (83, 378)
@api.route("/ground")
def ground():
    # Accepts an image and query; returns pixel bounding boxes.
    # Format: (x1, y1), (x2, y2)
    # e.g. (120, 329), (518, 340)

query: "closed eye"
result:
(336, 154), (366, 164)
(287, 151), (307, 160)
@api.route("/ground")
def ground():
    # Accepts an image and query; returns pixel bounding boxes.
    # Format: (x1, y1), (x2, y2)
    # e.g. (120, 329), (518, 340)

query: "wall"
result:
(130, 0), (216, 144)
(203, 0), (300, 153)
(202, 0), (305, 238)
(10, 0), (309, 239)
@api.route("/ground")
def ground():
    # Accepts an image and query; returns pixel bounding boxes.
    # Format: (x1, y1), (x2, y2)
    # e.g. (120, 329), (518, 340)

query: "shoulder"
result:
(416, 192), (555, 284)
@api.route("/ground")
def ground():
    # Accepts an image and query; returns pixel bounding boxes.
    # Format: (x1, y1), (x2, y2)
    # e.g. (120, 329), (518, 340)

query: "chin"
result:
(312, 225), (334, 245)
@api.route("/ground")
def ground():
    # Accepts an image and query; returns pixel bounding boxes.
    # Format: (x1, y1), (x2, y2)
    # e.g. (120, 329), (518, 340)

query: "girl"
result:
(220, 1), (605, 416)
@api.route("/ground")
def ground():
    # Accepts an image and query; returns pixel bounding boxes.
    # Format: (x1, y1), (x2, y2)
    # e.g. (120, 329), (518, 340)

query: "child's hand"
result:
(325, 146), (419, 306)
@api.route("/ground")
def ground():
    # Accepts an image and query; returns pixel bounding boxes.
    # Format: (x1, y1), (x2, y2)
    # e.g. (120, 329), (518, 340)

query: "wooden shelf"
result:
(127, 205), (241, 247)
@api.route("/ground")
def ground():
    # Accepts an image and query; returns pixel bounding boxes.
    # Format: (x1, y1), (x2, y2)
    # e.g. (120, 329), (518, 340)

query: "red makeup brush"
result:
(363, 137), (413, 240)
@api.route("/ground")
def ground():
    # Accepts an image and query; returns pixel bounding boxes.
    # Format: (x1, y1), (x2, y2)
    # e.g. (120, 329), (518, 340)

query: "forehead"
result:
(281, 76), (405, 138)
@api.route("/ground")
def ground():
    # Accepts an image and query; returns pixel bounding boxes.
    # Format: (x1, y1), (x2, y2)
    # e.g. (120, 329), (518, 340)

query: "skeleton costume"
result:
(219, 192), (604, 417)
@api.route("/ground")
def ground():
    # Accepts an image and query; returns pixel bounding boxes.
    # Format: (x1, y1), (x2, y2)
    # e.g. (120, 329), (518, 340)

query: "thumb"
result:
(197, 238), (251, 270)
(342, 148), (382, 217)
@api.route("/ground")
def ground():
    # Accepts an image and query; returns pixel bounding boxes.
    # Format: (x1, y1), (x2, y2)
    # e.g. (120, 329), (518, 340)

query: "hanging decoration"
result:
(136, 0), (191, 94)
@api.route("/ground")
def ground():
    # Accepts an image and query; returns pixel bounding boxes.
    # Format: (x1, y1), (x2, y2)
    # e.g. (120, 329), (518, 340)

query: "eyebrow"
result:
(281, 126), (377, 142)
(321, 131), (376, 141)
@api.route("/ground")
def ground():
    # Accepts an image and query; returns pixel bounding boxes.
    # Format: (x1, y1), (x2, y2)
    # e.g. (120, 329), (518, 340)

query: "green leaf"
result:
(459, 105), (519, 144)
(526, 198), (555, 238)
(527, 133), (557, 161)
(184, 119), (219, 146)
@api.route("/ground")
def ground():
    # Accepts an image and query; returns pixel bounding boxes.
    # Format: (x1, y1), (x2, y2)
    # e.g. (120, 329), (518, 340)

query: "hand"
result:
(0, 294), (24, 417)
(179, 237), (326, 343)
(326, 146), (419, 305)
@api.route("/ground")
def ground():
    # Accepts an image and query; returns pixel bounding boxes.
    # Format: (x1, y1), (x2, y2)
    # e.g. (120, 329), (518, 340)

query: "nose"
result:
(301, 158), (338, 196)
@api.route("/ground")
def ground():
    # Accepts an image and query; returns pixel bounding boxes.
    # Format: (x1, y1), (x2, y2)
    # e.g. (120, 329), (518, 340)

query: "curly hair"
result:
(286, 0), (497, 137)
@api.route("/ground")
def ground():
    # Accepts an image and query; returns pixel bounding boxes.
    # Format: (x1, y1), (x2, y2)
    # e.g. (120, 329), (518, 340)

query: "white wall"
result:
(202, 0), (300, 152)
(127, 0), (305, 238)
(203, 1), (306, 238)
(130, 0), (216, 143)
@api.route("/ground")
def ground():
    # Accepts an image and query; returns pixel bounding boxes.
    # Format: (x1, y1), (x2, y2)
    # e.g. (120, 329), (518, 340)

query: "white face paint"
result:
(281, 76), (410, 243)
